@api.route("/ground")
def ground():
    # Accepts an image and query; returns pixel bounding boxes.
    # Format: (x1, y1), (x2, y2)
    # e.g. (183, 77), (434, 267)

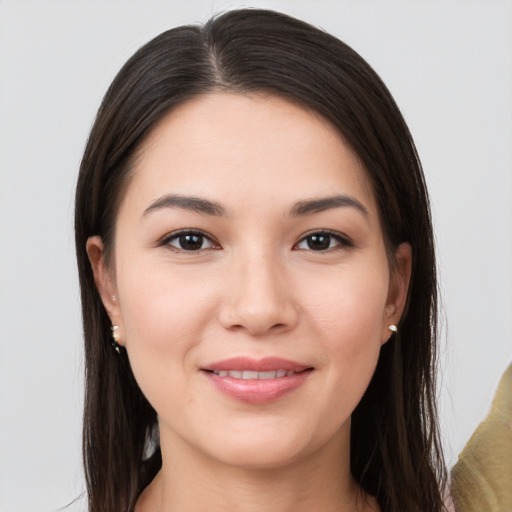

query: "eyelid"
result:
(157, 229), (221, 251)
(293, 229), (353, 251)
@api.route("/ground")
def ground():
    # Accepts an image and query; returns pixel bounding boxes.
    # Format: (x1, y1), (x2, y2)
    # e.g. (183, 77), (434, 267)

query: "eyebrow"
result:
(143, 194), (225, 217)
(290, 195), (368, 217)
(143, 193), (368, 218)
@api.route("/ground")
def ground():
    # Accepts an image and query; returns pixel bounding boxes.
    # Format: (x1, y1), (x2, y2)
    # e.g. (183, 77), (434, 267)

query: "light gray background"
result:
(0, 1), (511, 511)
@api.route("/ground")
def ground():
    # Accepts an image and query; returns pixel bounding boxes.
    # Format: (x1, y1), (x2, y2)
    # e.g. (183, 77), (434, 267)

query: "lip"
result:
(203, 356), (311, 373)
(201, 357), (314, 404)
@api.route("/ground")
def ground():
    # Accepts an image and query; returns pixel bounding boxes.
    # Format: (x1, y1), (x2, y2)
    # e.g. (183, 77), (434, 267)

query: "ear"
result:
(382, 242), (412, 345)
(86, 236), (124, 342)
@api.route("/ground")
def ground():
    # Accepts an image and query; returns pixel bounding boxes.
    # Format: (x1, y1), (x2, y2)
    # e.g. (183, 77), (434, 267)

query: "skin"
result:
(87, 92), (411, 512)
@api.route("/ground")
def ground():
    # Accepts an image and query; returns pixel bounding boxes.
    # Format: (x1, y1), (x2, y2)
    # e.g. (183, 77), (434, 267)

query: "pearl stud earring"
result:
(111, 325), (121, 354)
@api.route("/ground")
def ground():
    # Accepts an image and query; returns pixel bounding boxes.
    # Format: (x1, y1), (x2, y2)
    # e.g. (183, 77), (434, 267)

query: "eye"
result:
(295, 231), (352, 251)
(162, 230), (219, 252)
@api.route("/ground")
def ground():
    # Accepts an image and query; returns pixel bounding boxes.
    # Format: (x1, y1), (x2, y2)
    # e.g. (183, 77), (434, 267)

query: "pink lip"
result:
(203, 357), (311, 373)
(201, 357), (313, 404)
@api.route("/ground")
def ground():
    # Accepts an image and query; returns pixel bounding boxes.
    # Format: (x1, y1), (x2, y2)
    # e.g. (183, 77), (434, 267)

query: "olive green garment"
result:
(451, 363), (512, 512)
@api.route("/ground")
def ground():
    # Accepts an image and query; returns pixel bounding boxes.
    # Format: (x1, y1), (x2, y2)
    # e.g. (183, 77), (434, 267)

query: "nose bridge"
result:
(220, 244), (297, 335)
(240, 247), (280, 303)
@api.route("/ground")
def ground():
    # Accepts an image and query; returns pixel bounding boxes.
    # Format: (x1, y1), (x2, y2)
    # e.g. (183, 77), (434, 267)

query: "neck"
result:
(136, 423), (378, 512)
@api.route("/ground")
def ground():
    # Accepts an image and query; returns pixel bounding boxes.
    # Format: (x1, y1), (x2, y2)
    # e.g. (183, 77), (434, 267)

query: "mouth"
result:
(208, 369), (305, 379)
(201, 357), (314, 403)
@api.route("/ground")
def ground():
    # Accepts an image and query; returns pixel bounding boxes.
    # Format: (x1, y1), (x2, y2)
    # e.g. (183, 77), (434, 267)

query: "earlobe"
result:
(382, 242), (412, 344)
(86, 236), (119, 321)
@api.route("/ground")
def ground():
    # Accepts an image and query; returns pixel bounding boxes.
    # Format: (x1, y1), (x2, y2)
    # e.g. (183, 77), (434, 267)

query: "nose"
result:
(218, 252), (299, 336)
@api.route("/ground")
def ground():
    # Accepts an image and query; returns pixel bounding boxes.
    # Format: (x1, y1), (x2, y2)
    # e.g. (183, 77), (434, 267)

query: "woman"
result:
(75, 8), (446, 511)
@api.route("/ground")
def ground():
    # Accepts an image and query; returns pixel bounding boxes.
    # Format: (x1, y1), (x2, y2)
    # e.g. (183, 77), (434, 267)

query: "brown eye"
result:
(165, 231), (217, 251)
(295, 231), (352, 251)
(305, 234), (331, 250)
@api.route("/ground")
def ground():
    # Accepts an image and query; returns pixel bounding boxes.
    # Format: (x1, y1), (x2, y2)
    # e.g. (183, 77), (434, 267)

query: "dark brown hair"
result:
(75, 8), (446, 512)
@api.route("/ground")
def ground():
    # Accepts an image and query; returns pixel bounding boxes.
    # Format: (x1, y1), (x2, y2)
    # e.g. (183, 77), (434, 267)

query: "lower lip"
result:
(203, 370), (313, 404)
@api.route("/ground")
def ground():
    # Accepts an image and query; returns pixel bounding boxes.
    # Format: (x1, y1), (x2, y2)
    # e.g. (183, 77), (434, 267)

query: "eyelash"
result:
(159, 229), (353, 253)
(159, 230), (220, 252)
(294, 230), (353, 252)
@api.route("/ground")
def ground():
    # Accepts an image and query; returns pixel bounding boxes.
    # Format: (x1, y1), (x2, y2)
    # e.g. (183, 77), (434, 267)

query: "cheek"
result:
(300, 265), (389, 395)
(303, 264), (389, 342)
(114, 260), (219, 398)
(118, 257), (217, 338)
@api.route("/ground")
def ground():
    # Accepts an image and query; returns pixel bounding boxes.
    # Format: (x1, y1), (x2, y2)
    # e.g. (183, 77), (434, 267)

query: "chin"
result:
(207, 438), (309, 470)
(194, 418), (347, 471)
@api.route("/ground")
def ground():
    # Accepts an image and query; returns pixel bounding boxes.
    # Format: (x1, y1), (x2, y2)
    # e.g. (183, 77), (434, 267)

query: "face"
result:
(88, 93), (410, 470)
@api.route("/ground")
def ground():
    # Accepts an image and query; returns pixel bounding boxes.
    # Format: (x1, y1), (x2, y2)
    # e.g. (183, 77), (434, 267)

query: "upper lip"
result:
(202, 357), (313, 373)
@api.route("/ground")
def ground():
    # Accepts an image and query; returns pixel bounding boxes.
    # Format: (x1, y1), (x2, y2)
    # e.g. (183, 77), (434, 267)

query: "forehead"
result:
(123, 92), (378, 218)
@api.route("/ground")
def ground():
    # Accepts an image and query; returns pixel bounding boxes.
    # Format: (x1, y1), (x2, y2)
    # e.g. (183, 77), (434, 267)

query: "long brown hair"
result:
(75, 8), (446, 511)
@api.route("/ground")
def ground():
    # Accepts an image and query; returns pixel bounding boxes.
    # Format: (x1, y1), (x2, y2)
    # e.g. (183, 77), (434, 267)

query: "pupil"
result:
(180, 234), (203, 250)
(308, 234), (330, 250)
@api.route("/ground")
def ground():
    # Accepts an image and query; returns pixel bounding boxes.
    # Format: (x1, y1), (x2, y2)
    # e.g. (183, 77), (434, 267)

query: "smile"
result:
(211, 369), (296, 379)
(202, 357), (314, 404)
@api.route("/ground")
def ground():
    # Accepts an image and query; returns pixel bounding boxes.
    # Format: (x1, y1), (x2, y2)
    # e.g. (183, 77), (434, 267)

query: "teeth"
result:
(242, 370), (259, 379)
(212, 369), (294, 379)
